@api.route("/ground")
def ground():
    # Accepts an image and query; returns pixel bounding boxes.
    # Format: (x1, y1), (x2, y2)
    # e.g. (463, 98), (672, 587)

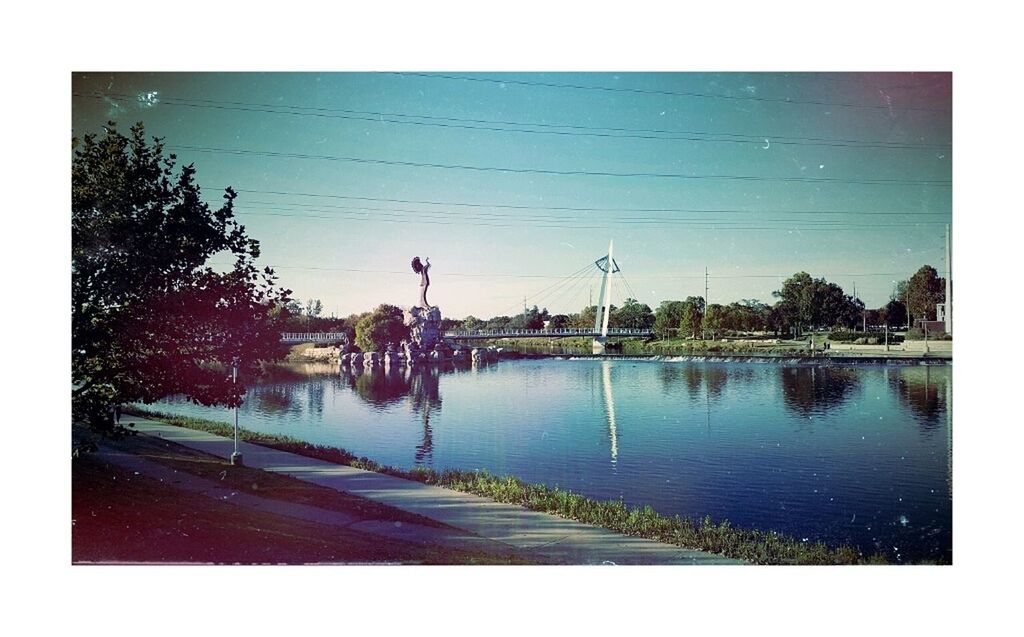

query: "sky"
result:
(71, 72), (952, 319)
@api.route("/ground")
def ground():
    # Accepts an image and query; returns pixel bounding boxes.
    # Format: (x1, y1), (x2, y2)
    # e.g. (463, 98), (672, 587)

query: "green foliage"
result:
(907, 265), (945, 322)
(613, 298), (655, 330)
(354, 304), (408, 352)
(653, 300), (688, 339)
(72, 122), (289, 433)
(509, 305), (549, 330)
(773, 272), (864, 333)
(679, 299), (704, 339)
(459, 315), (485, 331)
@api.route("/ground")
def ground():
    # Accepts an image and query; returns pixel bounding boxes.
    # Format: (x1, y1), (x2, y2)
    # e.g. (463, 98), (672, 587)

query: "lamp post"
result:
(230, 357), (243, 466)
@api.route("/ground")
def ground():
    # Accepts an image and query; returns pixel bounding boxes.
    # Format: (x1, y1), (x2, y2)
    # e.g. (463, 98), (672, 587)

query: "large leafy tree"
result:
(613, 298), (655, 330)
(72, 123), (290, 431)
(907, 265), (945, 322)
(653, 300), (688, 339)
(355, 304), (409, 351)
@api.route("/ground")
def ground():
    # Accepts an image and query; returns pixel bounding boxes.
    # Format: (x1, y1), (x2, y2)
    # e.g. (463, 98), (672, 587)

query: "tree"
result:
(653, 300), (688, 339)
(509, 305), (548, 330)
(907, 265), (945, 322)
(459, 315), (485, 331)
(702, 304), (725, 339)
(548, 314), (571, 329)
(304, 298), (324, 320)
(677, 296), (705, 339)
(613, 298), (655, 330)
(882, 299), (907, 328)
(773, 272), (815, 334)
(354, 304), (409, 352)
(574, 304), (619, 329)
(72, 122), (289, 432)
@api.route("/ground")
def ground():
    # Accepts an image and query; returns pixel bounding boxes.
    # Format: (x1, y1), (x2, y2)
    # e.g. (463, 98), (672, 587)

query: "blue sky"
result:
(71, 72), (951, 318)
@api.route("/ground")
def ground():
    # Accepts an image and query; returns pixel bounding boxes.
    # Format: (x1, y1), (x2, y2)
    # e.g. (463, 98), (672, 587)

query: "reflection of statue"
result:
(411, 256), (431, 309)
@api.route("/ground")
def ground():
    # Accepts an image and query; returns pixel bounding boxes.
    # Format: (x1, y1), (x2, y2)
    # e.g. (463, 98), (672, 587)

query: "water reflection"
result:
(657, 363), (729, 404)
(601, 361), (618, 465)
(347, 366), (411, 408)
(407, 366), (441, 466)
(342, 363), (448, 467)
(779, 366), (861, 419)
(890, 366), (948, 431)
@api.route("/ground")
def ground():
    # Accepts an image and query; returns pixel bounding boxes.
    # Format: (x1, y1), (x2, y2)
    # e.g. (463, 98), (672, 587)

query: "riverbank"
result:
(121, 407), (894, 564)
(460, 336), (951, 362)
(72, 424), (529, 564)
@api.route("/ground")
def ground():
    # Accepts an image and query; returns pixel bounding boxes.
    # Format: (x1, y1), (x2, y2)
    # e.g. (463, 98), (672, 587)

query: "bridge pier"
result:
(592, 336), (607, 355)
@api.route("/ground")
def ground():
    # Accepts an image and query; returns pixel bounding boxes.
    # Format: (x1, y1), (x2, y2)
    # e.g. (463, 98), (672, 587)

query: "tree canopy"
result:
(907, 265), (945, 322)
(72, 122), (290, 432)
(355, 304), (409, 352)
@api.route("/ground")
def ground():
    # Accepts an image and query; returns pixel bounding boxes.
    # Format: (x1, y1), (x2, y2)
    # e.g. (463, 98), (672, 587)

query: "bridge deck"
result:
(444, 328), (652, 339)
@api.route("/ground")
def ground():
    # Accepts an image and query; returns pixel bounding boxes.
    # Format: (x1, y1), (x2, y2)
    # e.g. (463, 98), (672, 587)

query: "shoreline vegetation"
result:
(123, 407), (899, 565)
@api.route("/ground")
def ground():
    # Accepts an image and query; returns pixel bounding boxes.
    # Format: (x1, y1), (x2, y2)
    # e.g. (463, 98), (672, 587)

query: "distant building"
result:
(915, 318), (946, 333)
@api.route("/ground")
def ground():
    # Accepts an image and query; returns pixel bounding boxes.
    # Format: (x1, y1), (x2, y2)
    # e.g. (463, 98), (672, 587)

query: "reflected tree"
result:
(705, 367), (728, 400)
(890, 366), (947, 431)
(779, 366), (861, 419)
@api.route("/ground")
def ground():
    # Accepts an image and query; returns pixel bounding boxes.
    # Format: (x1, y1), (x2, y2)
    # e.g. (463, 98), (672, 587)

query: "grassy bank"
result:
(124, 406), (887, 565)
(73, 423), (526, 564)
(473, 336), (813, 356)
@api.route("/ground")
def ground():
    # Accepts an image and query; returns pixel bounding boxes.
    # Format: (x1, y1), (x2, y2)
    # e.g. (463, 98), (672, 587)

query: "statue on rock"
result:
(411, 256), (431, 309)
(405, 256), (443, 352)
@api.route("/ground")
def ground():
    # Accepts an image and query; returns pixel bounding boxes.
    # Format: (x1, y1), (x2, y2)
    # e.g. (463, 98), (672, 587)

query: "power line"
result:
(227, 262), (915, 280)
(170, 144), (951, 186)
(74, 91), (950, 151)
(395, 72), (952, 113)
(235, 208), (949, 230)
(230, 188), (951, 217)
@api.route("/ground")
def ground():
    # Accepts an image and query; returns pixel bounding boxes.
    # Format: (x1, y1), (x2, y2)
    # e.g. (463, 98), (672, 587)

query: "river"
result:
(155, 357), (952, 563)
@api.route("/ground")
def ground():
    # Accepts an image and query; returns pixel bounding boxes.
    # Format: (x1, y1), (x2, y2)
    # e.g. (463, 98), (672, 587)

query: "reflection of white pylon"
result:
(601, 360), (618, 465)
(592, 240), (620, 354)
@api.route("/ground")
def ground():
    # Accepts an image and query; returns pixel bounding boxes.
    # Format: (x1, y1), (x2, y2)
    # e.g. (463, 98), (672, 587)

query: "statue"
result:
(405, 256), (443, 351)
(411, 256), (431, 309)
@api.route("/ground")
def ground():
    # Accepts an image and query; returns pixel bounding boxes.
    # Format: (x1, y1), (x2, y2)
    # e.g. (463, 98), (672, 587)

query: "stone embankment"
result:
(339, 344), (501, 372)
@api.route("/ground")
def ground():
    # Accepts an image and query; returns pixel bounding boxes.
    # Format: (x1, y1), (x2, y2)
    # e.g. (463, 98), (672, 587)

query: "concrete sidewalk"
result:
(120, 415), (743, 565)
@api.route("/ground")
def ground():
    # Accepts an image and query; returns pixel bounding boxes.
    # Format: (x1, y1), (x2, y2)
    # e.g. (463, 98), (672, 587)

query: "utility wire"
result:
(238, 197), (949, 219)
(74, 92), (950, 151)
(170, 145), (951, 186)
(232, 206), (949, 230)
(236, 209), (947, 231)
(395, 72), (952, 113)
(227, 188), (950, 217)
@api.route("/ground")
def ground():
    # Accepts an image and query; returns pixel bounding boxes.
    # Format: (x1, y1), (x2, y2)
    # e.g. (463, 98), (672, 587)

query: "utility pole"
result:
(230, 358), (243, 466)
(946, 223), (952, 335)
(704, 266), (709, 340)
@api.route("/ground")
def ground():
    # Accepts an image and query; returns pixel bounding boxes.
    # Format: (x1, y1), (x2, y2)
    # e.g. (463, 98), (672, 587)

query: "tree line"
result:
(452, 266), (945, 340)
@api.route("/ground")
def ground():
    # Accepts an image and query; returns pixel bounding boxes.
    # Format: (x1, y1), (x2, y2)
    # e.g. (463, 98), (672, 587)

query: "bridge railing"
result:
(280, 332), (348, 343)
(444, 328), (653, 338)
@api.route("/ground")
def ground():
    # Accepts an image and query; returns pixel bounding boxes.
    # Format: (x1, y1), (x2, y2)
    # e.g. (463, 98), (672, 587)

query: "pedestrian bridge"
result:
(280, 332), (347, 343)
(445, 327), (653, 339)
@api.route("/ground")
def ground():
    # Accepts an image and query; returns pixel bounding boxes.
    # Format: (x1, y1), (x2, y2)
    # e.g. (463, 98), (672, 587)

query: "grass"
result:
(124, 406), (889, 565)
(73, 427), (528, 564)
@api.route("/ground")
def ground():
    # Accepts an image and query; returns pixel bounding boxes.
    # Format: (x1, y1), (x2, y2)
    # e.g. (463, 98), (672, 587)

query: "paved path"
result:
(120, 415), (743, 565)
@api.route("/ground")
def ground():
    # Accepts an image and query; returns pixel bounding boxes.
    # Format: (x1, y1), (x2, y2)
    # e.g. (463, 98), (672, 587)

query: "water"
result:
(156, 358), (952, 563)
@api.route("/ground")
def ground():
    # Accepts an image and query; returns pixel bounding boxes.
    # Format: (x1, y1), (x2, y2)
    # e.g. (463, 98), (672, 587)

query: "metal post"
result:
(230, 359), (243, 466)
(945, 223), (952, 336)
